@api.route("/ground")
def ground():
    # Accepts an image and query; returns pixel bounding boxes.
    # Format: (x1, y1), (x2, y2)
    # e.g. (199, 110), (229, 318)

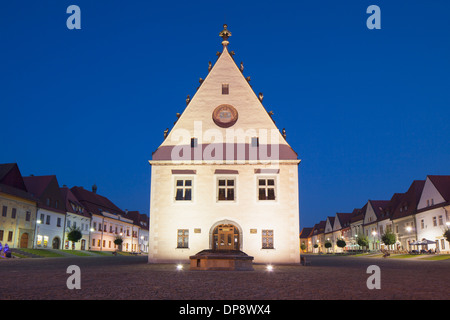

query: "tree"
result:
(67, 226), (82, 249)
(324, 241), (332, 253)
(357, 234), (369, 251)
(444, 229), (450, 243)
(381, 230), (396, 249)
(336, 239), (346, 249)
(114, 235), (124, 251)
(300, 243), (306, 251)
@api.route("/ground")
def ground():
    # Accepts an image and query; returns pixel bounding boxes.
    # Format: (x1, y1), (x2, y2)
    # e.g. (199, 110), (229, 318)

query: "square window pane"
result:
(227, 180), (234, 186)
(176, 180), (183, 186)
(218, 180), (226, 186)
(259, 179), (266, 186)
(267, 179), (275, 186)
(185, 180), (192, 186)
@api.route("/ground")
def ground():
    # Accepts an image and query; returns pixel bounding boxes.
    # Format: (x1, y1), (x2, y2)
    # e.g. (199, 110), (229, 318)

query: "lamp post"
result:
(372, 230), (377, 251)
(33, 219), (42, 249)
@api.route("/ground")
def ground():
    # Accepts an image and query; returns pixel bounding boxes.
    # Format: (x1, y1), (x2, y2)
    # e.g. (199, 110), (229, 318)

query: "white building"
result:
(61, 186), (91, 250)
(23, 175), (66, 249)
(71, 186), (140, 253)
(148, 25), (301, 264)
(416, 175), (450, 253)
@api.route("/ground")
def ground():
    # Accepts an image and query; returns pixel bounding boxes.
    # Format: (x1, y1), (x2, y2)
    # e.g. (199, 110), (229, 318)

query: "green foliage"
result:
(336, 239), (346, 248)
(300, 243), (306, 251)
(357, 234), (369, 248)
(324, 241), (332, 249)
(444, 229), (450, 243)
(114, 235), (123, 246)
(381, 230), (397, 246)
(313, 244), (318, 248)
(67, 226), (82, 243)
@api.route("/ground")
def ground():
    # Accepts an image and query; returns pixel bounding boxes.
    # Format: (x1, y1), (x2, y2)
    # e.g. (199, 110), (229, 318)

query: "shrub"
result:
(336, 239), (346, 248)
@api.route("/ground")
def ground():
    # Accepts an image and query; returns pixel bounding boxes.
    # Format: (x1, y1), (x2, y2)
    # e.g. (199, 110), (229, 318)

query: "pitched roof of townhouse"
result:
(350, 203), (367, 223)
(335, 212), (353, 229)
(390, 180), (425, 220)
(23, 175), (66, 214)
(126, 210), (150, 229)
(300, 227), (313, 238)
(60, 186), (91, 218)
(71, 186), (124, 216)
(368, 200), (390, 220)
(313, 221), (326, 235)
(0, 163), (36, 202)
(427, 175), (450, 202)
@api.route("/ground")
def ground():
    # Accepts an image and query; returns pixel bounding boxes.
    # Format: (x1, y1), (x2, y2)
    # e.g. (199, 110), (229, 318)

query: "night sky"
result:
(1, 0), (449, 229)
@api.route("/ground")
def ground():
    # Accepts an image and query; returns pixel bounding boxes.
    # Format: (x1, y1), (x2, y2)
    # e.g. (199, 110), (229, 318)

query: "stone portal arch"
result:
(209, 219), (243, 251)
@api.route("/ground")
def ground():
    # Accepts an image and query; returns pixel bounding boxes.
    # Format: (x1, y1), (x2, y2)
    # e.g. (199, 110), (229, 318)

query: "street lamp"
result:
(34, 219), (42, 249)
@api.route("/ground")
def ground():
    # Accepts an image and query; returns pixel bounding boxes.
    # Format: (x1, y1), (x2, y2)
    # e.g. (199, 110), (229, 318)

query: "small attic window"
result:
(222, 84), (229, 95)
(191, 138), (198, 148)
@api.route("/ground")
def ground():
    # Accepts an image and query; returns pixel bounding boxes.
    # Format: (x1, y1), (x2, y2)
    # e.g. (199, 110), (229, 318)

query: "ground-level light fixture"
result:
(176, 264), (183, 271)
(266, 265), (273, 272)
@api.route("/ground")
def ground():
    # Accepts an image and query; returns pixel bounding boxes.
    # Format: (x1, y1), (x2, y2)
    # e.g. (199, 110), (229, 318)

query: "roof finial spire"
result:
(219, 24), (231, 47)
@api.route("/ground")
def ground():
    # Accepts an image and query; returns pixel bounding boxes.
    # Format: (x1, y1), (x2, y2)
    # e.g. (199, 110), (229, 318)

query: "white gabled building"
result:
(148, 25), (301, 264)
(60, 186), (91, 250)
(416, 175), (450, 253)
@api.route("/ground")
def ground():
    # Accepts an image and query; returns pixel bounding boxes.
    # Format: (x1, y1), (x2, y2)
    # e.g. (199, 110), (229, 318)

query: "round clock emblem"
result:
(212, 104), (238, 128)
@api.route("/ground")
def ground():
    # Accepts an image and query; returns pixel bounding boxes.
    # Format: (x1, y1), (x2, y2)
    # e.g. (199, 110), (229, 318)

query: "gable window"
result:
(46, 215), (51, 225)
(26, 211), (31, 221)
(175, 178), (193, 201)
(258, 178), (276, 200)
(217, 178), (235, 201)
(11, 208), (16, 219)
(262, 230), (274, 249)
(222, 83), (229, 95)
(177, 229), (189, 248)
(2, 206), (6, 217)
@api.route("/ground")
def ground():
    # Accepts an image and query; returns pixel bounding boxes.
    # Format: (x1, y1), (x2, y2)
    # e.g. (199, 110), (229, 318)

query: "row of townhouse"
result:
(300, 175), (450, 254)
(0, 163), (149, 253)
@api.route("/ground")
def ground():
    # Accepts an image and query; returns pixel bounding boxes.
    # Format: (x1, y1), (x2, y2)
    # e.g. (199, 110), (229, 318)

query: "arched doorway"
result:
(52, 237), (60, 249)
(20, 233), (29, 248)
(211, 224), (240, 250)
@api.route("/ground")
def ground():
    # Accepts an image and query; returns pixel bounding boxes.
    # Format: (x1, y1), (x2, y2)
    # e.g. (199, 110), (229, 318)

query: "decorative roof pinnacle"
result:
(219, 24), (231, 47)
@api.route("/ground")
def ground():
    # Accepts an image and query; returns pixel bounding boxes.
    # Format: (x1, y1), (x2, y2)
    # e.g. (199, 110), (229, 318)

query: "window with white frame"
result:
(257, 177), (276, 200)
(217, 178), (235, 201)
(175, 178), (193, 201)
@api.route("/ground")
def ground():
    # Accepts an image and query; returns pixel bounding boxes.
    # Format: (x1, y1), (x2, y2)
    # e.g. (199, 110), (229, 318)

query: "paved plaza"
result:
(0, 254), (448, 300)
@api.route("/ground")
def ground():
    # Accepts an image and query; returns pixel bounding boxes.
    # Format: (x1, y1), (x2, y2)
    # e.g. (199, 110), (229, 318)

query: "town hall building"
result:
(148, 25), (301, 264)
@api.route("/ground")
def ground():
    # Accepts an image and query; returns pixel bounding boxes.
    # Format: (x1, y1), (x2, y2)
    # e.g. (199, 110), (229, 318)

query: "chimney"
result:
(92, 184), (97, 194)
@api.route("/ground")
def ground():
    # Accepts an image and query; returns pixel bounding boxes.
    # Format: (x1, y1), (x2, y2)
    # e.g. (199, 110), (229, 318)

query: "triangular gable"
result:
(417, 176), (447, 210)
(151, 27), (297, 162)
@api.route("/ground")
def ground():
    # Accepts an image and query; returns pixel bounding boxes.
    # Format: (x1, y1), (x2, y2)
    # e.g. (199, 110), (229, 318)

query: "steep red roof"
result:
(60, 186), (90, 218)
(71, 186), (124, 216)
(335, 212), (353, 229)
(23, 175), (65, 214)
(0, 163), (36, 202)
(390, 180), (425, 220)
(428, 175), (450, 202)
(368, 200), (390, 220)
(300, 227), (313, 239)
(125, 210), (150, 229)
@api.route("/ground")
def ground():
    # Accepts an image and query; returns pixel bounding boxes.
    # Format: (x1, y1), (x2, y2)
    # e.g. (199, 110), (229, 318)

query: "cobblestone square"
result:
(0, 254), (448, 300)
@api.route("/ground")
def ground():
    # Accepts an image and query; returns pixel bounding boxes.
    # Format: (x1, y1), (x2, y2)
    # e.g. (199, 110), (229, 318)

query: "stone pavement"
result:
(0, 254), (448, 300)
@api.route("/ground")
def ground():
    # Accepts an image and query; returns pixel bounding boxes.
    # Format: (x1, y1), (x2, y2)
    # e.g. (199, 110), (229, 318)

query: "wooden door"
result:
(217, 225), (235, 250)
(20, 233), (29, 248)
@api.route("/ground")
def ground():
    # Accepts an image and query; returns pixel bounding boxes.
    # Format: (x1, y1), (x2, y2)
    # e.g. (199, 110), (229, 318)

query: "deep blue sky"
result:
(1, 1), (449, 229)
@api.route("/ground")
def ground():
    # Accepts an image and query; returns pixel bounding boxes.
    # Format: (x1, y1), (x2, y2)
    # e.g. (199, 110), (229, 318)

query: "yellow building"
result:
(0, 163), (37, 249)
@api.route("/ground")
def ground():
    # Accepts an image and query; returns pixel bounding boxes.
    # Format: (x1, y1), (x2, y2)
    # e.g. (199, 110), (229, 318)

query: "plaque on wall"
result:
(212, 104), (238, 128)
(250, 229), (257, 234)
(194, 228), (201, 234)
